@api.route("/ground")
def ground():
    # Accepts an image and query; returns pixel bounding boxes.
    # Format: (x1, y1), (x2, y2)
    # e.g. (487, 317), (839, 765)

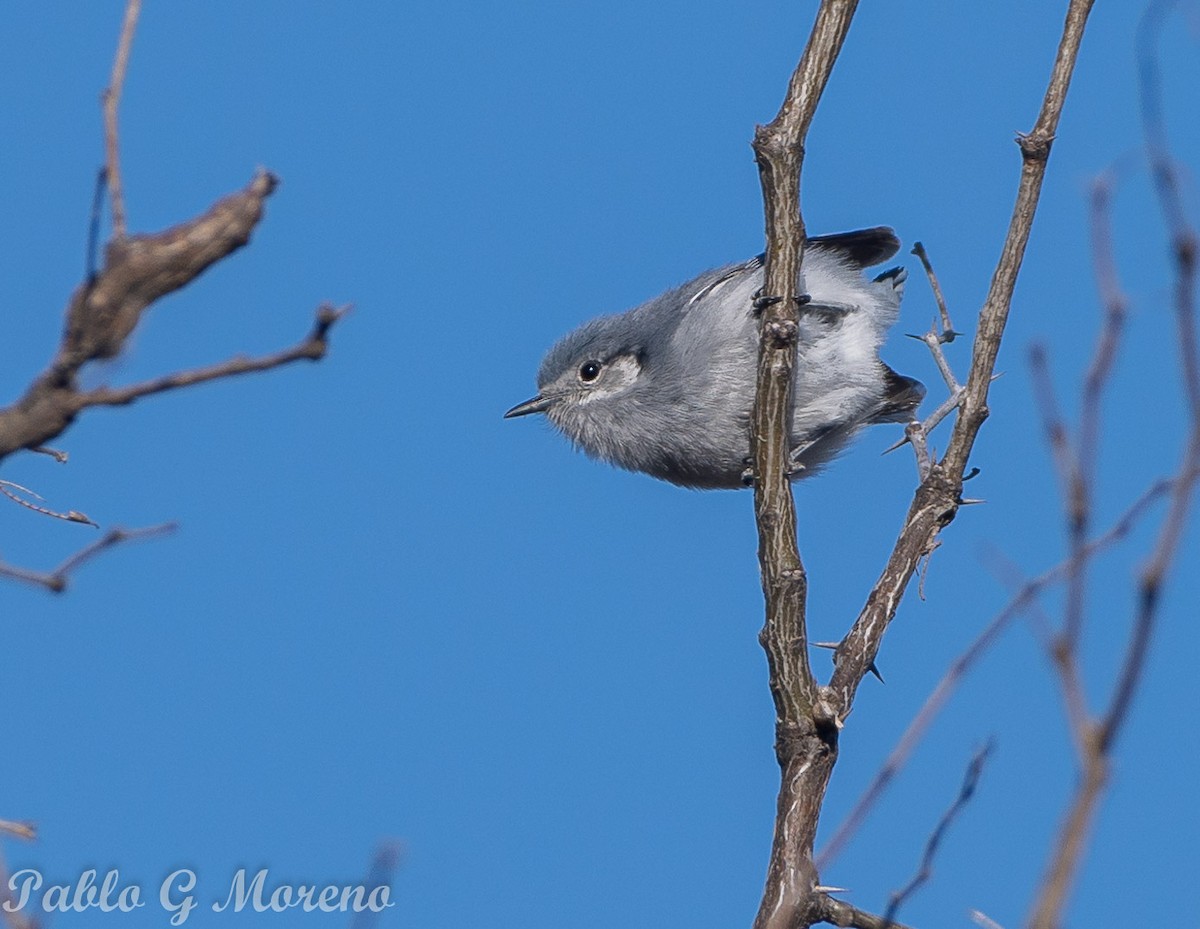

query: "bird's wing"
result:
(685, 256), (763, 307)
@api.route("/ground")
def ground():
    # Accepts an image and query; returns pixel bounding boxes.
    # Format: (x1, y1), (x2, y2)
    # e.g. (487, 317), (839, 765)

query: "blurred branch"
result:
(0, 822), (39, 929)
(1027, 6), (1199, 923)
(0, 1), (348, 589)
(0, 169), (347, 465)
(0, 524), (176, 593)
(881, 743), (992, 926)
(348, 842), (404, 929)
(101, 0), (140, 238)
(0, 822), (35, 841)
(748, 2), (861, 926)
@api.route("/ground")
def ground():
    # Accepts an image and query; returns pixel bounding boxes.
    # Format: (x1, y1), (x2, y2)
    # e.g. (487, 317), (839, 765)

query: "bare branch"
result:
(910, 242), (958, 341)
(77, 303), (349, 409)
(1027, 344), (1077, 503)
(0, 480), (97, 526)
(815, 895), (915, 929)
(1027, 9), (1199, 923)
(1, 5), (347, 596)
(0, 523), (176, 594)
(30, 446), (69, 463)
(0, 821), (36, 841)
(748, 3), (861, 926)
(349, 843), (404, 929)
(882, 743), (992, 926)
(102, 0), (141, 238)
(0, 170), (319, 464)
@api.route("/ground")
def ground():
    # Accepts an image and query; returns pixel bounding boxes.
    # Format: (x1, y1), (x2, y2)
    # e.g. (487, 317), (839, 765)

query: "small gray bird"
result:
(506, 227), (924, 489)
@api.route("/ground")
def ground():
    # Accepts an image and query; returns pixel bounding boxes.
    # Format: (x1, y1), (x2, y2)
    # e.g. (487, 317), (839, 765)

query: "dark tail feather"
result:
(808, 227), (900, 267)
(871, 364), (925, 423)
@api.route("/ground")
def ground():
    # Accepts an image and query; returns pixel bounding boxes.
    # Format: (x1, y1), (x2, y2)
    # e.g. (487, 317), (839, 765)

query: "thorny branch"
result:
(748, 3), (860, 927)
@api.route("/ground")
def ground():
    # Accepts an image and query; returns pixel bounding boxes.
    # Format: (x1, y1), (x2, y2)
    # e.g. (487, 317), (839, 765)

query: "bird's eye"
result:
(579, 360), (602, 383)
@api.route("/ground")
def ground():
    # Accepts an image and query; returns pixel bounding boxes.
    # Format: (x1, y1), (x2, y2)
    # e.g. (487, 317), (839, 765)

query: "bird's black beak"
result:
(504, 395), (554, 418)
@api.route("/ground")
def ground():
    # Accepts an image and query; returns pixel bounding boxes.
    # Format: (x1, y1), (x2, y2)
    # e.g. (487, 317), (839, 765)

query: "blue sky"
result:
(2, 2), (1197, 927)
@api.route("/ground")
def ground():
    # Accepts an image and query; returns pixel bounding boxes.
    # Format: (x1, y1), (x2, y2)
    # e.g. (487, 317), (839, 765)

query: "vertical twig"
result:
(102, 0), (142, 239)
(749, 3), (860, 927)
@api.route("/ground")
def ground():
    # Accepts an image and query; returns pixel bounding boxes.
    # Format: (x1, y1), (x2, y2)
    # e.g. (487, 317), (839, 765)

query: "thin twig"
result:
(0, 480), (97, 527)
(0, 523), (176, 594)
(102, 0), (141, 238)
(77, 303), (350, 410)
(909, 329), (961, 394)
(31, 446), (69, 463)
(1027, 344), (1077, 503)
(886, 242), (966, 472)
(815, 895), (915, 929)
(1025, 344), (1091, 731)
(910, 242), (959, 340)
(86, 168), (107, 281)
(1054, 171), (1129, 658)
(982, 546), (1089, 753)
(881, 742), (992, 926)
